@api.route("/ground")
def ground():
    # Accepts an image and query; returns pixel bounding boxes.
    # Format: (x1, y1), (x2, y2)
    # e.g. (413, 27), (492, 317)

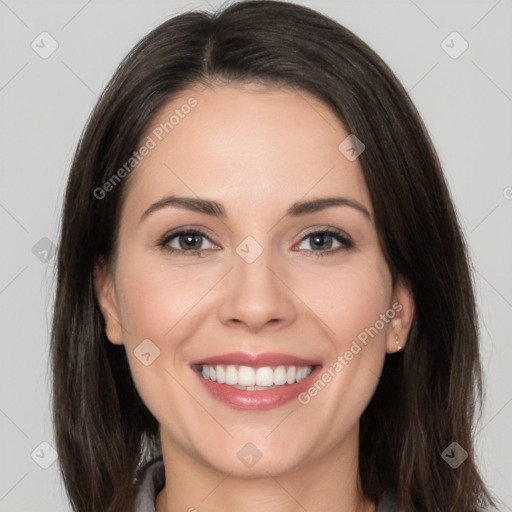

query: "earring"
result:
(395, 333), (401, 351)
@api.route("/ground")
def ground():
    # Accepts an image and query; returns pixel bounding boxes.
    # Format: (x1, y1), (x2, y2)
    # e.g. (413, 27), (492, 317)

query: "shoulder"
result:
(134, 456), (166, 512)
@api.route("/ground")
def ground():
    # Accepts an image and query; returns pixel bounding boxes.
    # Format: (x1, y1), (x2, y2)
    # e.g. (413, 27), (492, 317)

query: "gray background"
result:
(1, 0), (511, 510)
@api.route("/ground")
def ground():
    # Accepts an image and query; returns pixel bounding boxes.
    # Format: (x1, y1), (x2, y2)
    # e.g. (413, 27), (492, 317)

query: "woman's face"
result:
(95, 82), (413, 477)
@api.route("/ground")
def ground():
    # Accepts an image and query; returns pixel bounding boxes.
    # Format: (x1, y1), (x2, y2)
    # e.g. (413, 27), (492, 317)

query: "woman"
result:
(50, 1), (495, 511)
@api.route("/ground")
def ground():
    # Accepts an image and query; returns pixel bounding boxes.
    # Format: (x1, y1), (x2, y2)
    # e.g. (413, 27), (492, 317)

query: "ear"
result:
(93, 260), (124, 345)
(386, 276), (415, 354)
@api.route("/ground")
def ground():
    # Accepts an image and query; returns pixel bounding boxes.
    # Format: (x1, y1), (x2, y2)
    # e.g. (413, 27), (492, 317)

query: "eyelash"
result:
(157, 227), (353, 258)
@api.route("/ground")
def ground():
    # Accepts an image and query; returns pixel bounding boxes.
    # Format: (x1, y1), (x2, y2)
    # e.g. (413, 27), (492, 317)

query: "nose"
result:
(217, 246), (297, 334)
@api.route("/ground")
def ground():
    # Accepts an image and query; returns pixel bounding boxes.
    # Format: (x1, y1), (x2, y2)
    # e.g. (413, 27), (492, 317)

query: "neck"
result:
(155, 426), (376, 512)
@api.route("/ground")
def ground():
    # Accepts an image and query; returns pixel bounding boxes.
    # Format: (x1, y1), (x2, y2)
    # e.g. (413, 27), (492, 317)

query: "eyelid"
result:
(157, 225), (353, 256)
(293, 226), (353, 254)
(299, 225), (352, 243)
(158, 228), (219, 252)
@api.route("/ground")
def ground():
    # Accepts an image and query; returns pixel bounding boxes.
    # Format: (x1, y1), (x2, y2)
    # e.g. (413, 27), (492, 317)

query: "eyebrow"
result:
(140, 195), (371, 222)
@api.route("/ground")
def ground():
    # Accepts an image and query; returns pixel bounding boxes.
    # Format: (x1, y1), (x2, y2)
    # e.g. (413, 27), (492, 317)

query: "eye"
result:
(158, 229), (217, 256)
(157, 227), (353, 258)
(295, 228), (353, 257)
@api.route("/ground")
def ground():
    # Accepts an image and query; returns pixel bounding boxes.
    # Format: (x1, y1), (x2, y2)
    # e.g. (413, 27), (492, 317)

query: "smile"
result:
(190, 352), (321, 411)
(199, 364), (314, 390)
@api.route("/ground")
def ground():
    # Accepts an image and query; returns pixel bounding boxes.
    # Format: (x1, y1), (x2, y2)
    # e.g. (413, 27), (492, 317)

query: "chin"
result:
(194, 438), (308, 479)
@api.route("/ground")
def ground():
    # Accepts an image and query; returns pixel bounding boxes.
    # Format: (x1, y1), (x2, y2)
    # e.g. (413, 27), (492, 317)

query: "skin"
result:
(95, 82), (414, 512)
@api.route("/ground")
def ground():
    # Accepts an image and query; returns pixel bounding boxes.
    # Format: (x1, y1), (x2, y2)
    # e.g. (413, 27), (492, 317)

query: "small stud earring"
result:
(395, 333), (401, 350)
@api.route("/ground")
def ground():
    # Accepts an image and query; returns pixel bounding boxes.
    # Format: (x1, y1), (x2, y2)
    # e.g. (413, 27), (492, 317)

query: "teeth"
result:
(225, 365), (237, 385)
(216, 365), (225, 384)
(286, 366), (296, 384)
(199, 364), (313, 388)
(238, 366), (255, 386)
(256, 367), (274, 386)
(274, 365), (287, 385)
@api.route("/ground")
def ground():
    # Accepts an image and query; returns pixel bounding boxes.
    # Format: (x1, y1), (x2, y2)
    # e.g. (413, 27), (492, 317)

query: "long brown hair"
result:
(50, 1), (495, 510)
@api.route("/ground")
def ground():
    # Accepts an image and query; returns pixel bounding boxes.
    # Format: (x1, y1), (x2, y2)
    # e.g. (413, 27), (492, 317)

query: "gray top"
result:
(134, 457), (397, 511)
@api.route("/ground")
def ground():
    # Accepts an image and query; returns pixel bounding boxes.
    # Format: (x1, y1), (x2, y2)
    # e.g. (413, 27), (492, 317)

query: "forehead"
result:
(121, 83), (372, 222)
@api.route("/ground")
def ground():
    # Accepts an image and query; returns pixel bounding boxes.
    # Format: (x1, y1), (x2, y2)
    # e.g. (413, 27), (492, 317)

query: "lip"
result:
(190, 351), (321, 367)
(190, 352), (322, 411)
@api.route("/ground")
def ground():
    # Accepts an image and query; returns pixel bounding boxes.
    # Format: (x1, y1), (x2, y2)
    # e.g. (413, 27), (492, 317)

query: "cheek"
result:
(112, 250), (211, 427)
(292, 262), (392, 433)
(114, 251), (215, 344)
(300, 257), (392, 345)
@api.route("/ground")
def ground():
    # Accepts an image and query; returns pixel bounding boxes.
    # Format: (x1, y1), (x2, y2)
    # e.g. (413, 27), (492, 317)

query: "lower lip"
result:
(193, 366), (321, 411)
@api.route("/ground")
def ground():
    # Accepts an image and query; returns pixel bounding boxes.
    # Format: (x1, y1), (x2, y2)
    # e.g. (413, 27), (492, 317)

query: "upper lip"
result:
(190, 352), (321, 367)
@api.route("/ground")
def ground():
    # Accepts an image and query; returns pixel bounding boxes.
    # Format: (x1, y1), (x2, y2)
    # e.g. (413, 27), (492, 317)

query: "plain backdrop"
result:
(1, 0), (511, 510)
